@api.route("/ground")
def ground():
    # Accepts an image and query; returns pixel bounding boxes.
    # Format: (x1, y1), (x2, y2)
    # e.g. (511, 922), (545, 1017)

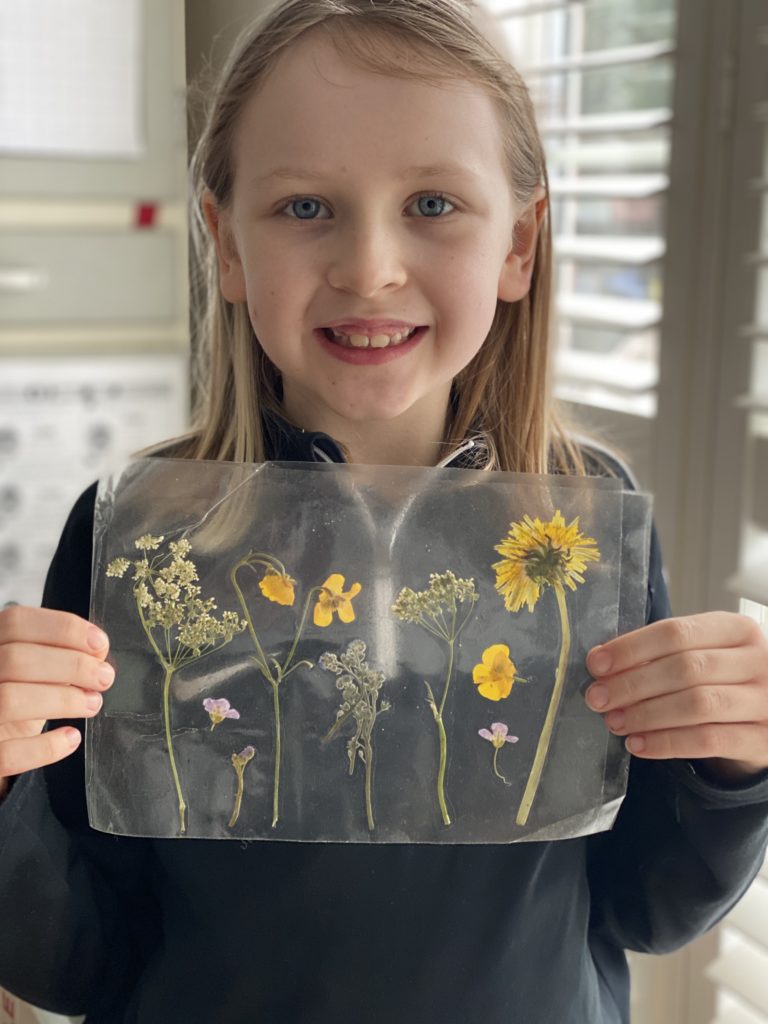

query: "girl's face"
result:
(205, 31), (543, 461)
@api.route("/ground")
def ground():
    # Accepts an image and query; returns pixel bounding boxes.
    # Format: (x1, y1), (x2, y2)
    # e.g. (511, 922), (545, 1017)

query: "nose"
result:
(326, 216), (408, 297)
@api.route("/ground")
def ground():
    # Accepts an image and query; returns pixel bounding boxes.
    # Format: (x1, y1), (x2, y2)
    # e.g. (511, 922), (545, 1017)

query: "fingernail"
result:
(86, 693), (103, 712)
(626, 736), (645, 754)
(88, 625), (109, 651)
(589, 649), (612, 675)
(605, 710), (625, 732)
(586, 684), (609, 709)
(64, 728), (82, 747)
(98, 663), (115, 688)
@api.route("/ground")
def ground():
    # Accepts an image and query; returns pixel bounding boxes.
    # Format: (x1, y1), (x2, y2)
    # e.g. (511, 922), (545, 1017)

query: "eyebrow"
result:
(252, 163), (480, 186)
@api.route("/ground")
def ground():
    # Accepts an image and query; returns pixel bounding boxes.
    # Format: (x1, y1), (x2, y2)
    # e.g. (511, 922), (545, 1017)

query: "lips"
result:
(313, 325), (428, 365)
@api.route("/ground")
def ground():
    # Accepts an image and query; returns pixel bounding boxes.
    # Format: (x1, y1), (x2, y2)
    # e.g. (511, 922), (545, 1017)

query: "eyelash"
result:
(278, 191), (456, 221)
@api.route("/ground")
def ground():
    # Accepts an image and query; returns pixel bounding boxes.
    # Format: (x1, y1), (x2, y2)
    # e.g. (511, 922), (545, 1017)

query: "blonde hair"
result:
(178, 0), (590, 475)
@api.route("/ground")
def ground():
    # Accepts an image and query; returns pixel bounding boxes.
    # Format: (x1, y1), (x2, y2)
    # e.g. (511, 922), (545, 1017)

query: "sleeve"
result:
(0, 485), (160, 1016)
(586, 523), (768, 954)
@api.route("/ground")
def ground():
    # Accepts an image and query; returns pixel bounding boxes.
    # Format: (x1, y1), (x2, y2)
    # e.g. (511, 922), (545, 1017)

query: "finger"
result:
(0, 682), (103, 724)
(601, 682), (768, 736)
(0, 726), (82, 778)
(0, 642), (115, 692)
(0, 605), (109, 656)
(586, 645), (765, 712)
(621, 722), (768, 766)
(587, 612), (762, 677)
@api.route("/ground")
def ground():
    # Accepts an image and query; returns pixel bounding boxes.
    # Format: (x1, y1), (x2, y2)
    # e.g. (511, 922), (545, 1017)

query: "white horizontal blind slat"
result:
(489, 0), (580, 16)
(554, 235), (665, 264)
(724, 877), (768, 949)
(548, 173), (669, 197)
(557, 293), (662, 329)
(525, 39), (675, 74)
(706, 936), (768, 1017)
(740, 325), (768, 340)
(713, 994), (768, 1024)
(541, 107), (672, 134)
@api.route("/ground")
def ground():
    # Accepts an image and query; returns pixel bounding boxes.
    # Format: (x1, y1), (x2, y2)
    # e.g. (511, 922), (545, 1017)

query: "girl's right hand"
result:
(0, 606), (113, 798)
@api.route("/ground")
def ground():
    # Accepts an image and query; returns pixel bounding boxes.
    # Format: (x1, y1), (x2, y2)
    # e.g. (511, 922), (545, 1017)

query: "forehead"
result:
(232, 30), (508, 185)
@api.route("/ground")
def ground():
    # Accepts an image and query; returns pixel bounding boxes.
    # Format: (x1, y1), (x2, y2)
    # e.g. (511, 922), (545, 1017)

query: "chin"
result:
(331, 398), (418, 424)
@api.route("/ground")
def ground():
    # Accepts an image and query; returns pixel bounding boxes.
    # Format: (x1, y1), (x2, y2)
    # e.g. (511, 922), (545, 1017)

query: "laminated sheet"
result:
(87, 458), (652, 842)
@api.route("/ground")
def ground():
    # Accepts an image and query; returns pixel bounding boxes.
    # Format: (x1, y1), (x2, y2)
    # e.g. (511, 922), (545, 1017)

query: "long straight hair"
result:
(176, 0), (591, 475)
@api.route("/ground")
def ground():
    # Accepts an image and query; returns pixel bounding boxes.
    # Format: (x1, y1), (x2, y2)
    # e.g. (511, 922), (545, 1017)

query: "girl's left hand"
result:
(585, 612), (768, 782)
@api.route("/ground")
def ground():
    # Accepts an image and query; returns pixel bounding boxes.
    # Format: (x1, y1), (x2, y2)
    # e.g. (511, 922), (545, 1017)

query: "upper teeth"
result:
(329, 328), (414, 348)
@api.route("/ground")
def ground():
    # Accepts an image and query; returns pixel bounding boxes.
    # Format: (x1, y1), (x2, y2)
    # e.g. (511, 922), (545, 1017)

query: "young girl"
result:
(1, 1), (767, 1020)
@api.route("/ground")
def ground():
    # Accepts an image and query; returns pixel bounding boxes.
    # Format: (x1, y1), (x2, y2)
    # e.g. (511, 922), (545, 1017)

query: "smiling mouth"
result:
(322, 326), (420, 349)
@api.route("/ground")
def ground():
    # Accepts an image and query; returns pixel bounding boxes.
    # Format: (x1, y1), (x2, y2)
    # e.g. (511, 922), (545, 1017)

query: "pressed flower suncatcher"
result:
(90, 458), (642, 843)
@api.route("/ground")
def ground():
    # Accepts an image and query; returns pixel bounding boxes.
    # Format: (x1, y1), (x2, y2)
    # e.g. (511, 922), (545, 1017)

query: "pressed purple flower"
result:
(478, 722), (519, 749)
(478, 722), (518, 787)
(203, 697), (241, 730)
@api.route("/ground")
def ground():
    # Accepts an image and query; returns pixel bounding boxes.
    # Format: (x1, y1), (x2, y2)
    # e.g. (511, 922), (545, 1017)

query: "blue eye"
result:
(411, 193), (454, 217)
(284, 197), (329, 220)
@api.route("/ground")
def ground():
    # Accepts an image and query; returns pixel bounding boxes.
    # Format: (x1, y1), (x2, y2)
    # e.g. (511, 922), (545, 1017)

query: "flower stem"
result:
(493, 747), (511, 786)
(229, 769), (245, 828)
(270, 679), (281, 828)
(364, 739), (374, 832)
(230, 564), (273, 680)
(162, 665), (187, 834)
(435, 713), (451, 826)
(516, 587), (571, 826)
(281, 588), (318, 675)
(434, 637), (455, 827)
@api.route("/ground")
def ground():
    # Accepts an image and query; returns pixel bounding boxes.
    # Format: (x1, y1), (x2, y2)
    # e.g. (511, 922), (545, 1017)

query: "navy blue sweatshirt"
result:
(1, 422), (767, 1023)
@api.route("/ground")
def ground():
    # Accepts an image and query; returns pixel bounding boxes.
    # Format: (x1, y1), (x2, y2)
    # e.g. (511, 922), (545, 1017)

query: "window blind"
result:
(488, 3), (767, 1023)
(706, 598), (768, 1021)
(728, 46), (768, 606)
(485, 0), (676, 418)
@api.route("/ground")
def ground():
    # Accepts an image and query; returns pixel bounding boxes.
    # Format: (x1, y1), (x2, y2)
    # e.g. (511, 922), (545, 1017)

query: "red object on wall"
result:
(135, 202), (157, 228)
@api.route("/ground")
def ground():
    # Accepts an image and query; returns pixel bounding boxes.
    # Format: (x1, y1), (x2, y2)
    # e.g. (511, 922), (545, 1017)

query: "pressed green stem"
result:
(230, 564), (273, 681)
(516, 587), (571, 826)
(435, 712), (451, 826)
(229, 769), (245, 828)
(162, 665), (187, 834)
(426, 631), (454, 827)
(270, 680), (281, 828)
(364, 739), (374, 831)
(493, 747), (511, 786)
(281, 588), (319, 675)
(324, 706), (355, 744)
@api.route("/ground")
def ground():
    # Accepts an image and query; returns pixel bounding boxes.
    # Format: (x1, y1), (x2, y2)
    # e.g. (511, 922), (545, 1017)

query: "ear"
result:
(497, 186), (548, 303)
(201, 188), (247, 304)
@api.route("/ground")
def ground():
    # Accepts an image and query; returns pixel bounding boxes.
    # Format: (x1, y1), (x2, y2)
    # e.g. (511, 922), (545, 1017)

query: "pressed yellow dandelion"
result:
(492, 511), (600, 613)
(258, 567), (296, 607)
(314, 574), (362, 627)
(472, 644), (527, 702)
(492, 510), (601, 827)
